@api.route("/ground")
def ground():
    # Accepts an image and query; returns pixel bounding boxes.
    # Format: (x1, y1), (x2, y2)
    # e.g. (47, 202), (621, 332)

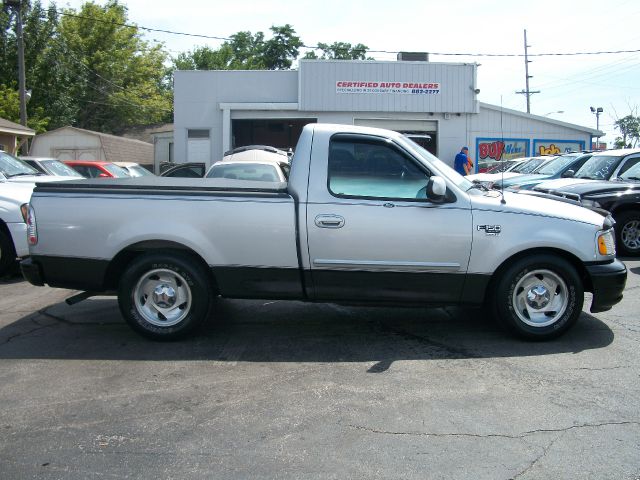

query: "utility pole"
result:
(5, 0), (28, 153)
(515, 29), (540, 114)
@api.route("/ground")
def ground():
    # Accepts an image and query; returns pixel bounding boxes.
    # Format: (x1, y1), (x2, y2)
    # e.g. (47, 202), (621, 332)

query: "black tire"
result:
(0, 230), (17, 278)
(614, 211), (640, 257)
(118, 252), (214, 340)
(491, 254), (583, 340)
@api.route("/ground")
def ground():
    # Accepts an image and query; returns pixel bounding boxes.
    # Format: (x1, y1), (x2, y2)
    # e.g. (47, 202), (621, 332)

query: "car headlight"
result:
(597, 230), (616, 256)
(581, 198), (601, 208)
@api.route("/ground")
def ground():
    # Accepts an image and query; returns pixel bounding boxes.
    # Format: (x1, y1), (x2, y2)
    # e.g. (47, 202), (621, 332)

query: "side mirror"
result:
(562, 170), (575, 178)
(427, 176), (447, 199)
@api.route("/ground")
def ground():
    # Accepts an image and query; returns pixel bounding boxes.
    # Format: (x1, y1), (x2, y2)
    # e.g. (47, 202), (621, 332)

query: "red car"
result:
(63, 160), (130, 178)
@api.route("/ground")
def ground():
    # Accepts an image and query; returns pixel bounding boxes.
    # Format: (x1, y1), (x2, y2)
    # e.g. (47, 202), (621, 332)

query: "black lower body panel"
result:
(586, 259), (627, 313)
(23, 255), (109, 291)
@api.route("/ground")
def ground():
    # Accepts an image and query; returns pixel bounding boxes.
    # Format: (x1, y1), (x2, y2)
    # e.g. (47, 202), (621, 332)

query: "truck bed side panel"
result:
(30, 190), (303, 298)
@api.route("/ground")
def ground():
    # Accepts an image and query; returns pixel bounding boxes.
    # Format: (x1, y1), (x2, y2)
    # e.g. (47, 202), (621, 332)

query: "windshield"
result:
(0, 151), (40, 177)
(127, 165), (155, 177)
(486, 160), (517, 173)
(403, 137), (474, 191)
(511, 157), (548, 174)
(41, 159), (83, 177)
(618, 161), (640, 181)
(103, 164), (130, 178)
(574, 155), (621, 180)
(206, 163), (281, 181)
(535, 155), (578, 175)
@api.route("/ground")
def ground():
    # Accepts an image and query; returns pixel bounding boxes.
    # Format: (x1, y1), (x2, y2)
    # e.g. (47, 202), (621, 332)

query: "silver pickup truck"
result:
(21, 124), (627, 340)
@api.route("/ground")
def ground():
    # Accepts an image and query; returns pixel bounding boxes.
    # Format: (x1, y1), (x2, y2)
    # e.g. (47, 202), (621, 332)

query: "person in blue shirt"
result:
(454, 147), (470, 175)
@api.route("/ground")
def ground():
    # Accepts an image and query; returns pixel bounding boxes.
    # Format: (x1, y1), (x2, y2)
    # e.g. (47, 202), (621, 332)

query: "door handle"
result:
(315, 215), (345, 229)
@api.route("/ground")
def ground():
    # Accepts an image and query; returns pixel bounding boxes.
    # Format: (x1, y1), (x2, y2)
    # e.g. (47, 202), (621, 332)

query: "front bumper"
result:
(586, 259), (627, 313)
(20, 257), (44, 286)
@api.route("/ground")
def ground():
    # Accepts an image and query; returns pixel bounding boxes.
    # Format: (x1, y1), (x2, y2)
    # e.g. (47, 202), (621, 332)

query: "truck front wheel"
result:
(118, 252), (214, 340)
(492, 254), (583, 340)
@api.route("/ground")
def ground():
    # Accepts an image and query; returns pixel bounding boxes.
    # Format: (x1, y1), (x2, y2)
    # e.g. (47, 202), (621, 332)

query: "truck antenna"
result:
(500, 96), (506, 204)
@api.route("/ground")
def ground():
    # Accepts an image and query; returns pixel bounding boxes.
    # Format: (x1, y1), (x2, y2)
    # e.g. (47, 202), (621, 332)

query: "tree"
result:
(171, 25), (302, 72)
(614, 114), (640, 148)
(303, 42), (371, 60)
(57, 0), (172, 132)
(0, 83), (49, 132)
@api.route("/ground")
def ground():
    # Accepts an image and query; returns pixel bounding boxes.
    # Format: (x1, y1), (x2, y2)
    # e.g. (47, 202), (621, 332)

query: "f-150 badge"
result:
(477, 225), (502, 236)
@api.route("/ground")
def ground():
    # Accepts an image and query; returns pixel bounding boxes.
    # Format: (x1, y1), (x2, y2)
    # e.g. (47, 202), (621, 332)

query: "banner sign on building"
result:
(336, 81), (440, 95)
(533, 139), (585, 156)
(475, 138), (529, 172)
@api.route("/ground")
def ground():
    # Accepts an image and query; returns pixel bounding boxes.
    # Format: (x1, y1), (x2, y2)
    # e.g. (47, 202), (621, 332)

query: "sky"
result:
(60, 0), (640, 146)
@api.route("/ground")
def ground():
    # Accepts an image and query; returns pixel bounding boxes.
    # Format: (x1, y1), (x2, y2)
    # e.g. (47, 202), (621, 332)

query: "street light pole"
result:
(590, 106), (603, 150)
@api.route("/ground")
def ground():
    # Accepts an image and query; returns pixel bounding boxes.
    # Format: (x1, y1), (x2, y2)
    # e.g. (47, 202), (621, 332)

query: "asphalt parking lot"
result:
(0, 260), (639, 479)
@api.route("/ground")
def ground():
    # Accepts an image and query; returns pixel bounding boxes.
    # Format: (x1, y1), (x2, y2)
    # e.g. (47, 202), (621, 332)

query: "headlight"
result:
(508, 185), (521, 191)
(581, 198), (601, 208)
(597, 230), (615, 256)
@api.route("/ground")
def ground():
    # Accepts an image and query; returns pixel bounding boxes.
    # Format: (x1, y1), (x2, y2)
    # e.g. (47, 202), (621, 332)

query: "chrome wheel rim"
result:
(134, 268), (192, 327)
(621, 219), (640, 251)
(512, 269), (568, 328)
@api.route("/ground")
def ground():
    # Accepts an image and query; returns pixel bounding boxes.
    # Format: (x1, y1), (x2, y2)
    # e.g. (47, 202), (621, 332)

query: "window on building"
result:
(327, 134), (431, 200)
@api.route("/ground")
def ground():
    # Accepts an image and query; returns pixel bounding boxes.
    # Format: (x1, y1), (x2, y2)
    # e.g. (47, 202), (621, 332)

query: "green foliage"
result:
(614, 115), (640, 148)
(303, 42), (371, 60)
(172, 24), (302, 72)
(0, 83), (50, 133)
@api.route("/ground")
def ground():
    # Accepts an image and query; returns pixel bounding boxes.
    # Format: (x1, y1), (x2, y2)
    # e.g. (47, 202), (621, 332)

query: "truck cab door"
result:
(305, 133), (473, 303)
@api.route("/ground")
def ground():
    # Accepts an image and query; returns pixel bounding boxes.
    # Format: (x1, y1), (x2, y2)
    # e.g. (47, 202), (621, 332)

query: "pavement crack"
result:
(38, 309), (122, 326)
(347, 420), (640, 439)
(0, 318), (55, 346)
(511, 434), (563, 479)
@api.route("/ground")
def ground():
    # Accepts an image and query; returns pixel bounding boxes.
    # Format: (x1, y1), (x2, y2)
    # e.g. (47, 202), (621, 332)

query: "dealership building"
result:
(174, 59), (600, 172)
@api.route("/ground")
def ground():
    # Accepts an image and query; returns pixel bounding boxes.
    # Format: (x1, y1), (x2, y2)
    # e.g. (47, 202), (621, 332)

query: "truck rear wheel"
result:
(492, 254), (583, 340)
(614, 211), (640, 257)
(118, 252), (213, 340)
(0, 230), (17, 277)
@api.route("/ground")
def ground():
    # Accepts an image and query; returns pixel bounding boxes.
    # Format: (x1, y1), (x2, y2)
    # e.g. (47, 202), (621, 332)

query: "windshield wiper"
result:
(621, 176), (640, 181)
(467, 182), (489, 192)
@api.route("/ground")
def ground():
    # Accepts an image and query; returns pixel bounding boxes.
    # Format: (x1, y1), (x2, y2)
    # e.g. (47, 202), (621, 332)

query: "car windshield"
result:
(486, 160), (517, 173)
(41, 159), (83, 177)
(103, 164), (130, 178)
(618, 161), (640, 181)
(0, 151), (40, 177)
(511, 157), (547, 174)
(535, 155), (578, 175)
(206, 163), (281, 181)
(127, 165), (155, 177)
(574, 155), (621, 180)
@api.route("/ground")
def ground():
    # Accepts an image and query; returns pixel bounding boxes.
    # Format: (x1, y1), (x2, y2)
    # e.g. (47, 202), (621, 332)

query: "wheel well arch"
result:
(610, 204), (640, 219)
(103, 240), (219, 293)
(0, 220), (16, 254)
(485, 247), (593, 302)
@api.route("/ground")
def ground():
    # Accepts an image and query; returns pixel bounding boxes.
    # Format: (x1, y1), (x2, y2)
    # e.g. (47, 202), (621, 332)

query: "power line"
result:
(54, 10), (640, 58)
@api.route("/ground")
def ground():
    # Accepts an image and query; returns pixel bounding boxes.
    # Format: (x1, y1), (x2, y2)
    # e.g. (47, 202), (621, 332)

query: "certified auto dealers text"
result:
(336, 81), (441, 95)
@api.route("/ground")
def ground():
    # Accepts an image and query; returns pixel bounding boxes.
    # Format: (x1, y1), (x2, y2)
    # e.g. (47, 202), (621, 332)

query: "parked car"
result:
(160, 162), (206, 178)
(466, 156), (556, 188)
(222, 145), (291, 162)
(205, 160), (289, 182)
(64, 160), (130, 178)
(0, 151), (73, 276)
(113, 162), (155, 177)
(494, 152), (593, 191)
(524, 160), (640, 256)
(20, 156), (84, 178)
(532, 148), (640, 194)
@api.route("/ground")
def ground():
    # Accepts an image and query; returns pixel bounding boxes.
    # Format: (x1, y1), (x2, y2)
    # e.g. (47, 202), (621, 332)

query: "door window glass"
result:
(328, 135), (430, 200)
